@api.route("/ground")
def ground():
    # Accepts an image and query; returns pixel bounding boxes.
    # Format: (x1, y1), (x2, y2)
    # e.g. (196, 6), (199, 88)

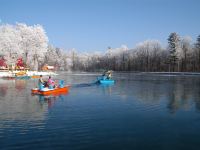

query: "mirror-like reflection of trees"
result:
(0, 79), (48, 124)
(0, 79), (15, 97)
(1, 73), (200, 119)
(114, 74), (200, 113)
(166, 78), (194, 113)
(0, 84), (8, 97)
(15, 80), (26, 91)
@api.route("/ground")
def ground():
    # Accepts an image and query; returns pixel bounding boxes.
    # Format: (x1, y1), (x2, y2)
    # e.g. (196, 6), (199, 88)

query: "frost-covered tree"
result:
(44, 45), (61, 69)
(168, 32), (180, 72)
(16, 23), (33, 65)
(17, 24), (48, 70)
(104, 45), (129, 70)
(196, 35), (200, 49)
(44, 45), (69, 71)
(195, 35), (200, 71)
(0, 24), (22, 66)
(0, 23), (48, 70)
(135, 40), (163, 71)
(1, 23), (200, 72)
(180, 36), (192, 71)
(57, 48), (86, 71)
(60, 53), (71, 71)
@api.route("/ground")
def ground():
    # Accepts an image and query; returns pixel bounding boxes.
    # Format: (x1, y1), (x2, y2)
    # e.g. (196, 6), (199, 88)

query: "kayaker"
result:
(107, 71), (112, 79)
(102, 70), (112, 79)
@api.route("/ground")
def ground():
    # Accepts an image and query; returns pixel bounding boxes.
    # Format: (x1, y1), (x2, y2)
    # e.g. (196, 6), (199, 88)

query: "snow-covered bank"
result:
(26, 71), (58, 76)
(0, 71), (58, 77)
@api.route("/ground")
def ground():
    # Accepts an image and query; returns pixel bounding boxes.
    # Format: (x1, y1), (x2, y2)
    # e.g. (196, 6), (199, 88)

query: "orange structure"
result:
(31, 75), (41, 79)
(42, 64), (55, 71)
(31, 86), (70, 96)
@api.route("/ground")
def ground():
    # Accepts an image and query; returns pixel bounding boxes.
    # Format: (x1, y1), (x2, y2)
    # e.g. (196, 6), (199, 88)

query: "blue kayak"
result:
(99, 79), (115, 84)
(97, 76), (115, 84)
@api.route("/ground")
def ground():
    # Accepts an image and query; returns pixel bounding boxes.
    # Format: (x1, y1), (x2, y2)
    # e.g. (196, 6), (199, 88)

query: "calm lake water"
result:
(1, 72), (200, 150)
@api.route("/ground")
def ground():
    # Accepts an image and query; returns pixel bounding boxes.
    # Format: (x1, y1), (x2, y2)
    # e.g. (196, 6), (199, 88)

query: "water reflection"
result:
(1, 73), (200, 150)
(1, 73), (200, 118)
(15, 80), (26, 91)
(0, 83), (8, 97)
(114, 75), (200, 113)
(166, 79), (193, 113)
(0, 79), (14, 97)
(65, 73), (200, 113)
(0, 79), (47, 125)
(35, 94), (67, 109)
(99, 83), (114, 96)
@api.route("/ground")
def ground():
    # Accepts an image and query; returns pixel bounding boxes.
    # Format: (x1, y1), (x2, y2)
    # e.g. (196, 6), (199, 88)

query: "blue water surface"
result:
(0, 72), (200, 150)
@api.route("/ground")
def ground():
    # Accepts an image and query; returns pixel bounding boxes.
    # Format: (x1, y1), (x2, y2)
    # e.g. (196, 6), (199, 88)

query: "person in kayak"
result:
(101, 70), (112, 79)
(107, 71), (112, 79)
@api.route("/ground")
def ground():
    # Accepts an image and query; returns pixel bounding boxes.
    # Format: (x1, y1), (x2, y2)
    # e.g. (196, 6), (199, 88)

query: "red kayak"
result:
(31, 86), (70, 96)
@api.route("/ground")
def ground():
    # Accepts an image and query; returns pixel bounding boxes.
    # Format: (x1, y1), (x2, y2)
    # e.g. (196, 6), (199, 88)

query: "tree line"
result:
(0, 23), (200, 72)
(84, 34), (200, 72)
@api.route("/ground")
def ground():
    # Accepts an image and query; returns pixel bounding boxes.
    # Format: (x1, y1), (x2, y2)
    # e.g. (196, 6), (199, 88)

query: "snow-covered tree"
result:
(0, 23), (48, 70)
(17, 23), (48, 70)
(168, 32), (180, 72)
(180, 36), (192, 71)
(1, 23), (200, 72)
(135, 40), (163, 71)
(0, 24), (22, 66)
(195, 35), (200, 50)
(194, 35), (200, 71)
(44, 45), (69, 71)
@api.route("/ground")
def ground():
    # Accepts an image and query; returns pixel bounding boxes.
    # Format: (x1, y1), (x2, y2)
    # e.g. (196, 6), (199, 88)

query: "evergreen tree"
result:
(196, 35), (200, 49)
(195, 35), (200, 71)
(168, 32), (180, 72)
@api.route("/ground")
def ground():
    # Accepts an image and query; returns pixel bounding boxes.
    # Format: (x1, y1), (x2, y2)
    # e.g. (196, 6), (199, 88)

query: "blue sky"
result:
(0, 0), (200, 52)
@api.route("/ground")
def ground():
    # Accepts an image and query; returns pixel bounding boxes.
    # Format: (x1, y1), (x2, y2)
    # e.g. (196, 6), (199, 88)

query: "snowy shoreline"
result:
(1, 71), (200, 77)
(0, 71), (58, 77)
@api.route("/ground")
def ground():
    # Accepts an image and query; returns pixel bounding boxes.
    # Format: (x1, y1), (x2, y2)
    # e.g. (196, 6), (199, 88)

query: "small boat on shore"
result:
(31, 86), (70, 96)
